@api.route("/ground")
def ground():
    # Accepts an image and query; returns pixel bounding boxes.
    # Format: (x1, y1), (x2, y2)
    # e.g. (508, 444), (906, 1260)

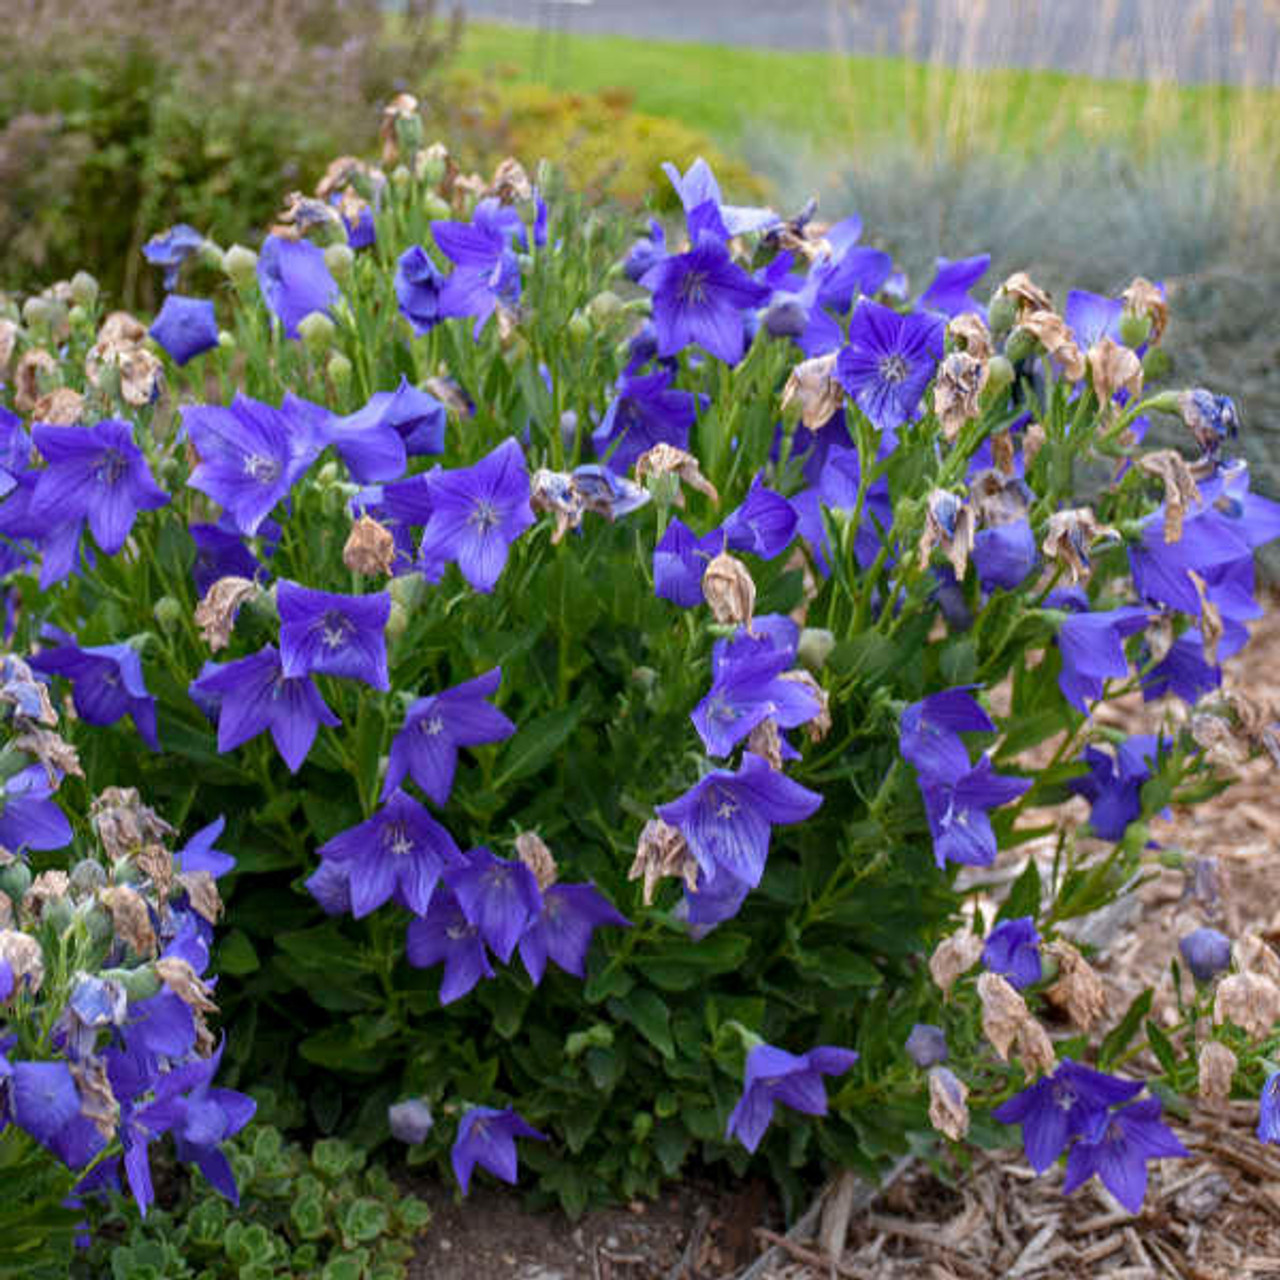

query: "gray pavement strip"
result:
(436, 0), (1280, 86)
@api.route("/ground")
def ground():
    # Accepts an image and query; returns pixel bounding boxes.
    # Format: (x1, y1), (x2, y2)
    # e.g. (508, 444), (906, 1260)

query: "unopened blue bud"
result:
(1180, 927), (1231, 982)
(388, 1098), (434, 1144)
(905, 1023), (948, 1067)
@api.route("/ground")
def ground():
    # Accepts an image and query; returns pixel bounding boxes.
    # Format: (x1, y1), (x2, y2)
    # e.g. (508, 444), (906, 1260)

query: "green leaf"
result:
(940, 638), (977, 686)
(216, 929), (259, 976)
(792, 945), (882, 988)
(276, 922), (370, 976)
(493, 703), (585, 788)
(609, 988), (675, 1059)
(653, 1120), (691, 1175)
(1145, 1019), (1178, 1076)
(342, 1197), (390, 1245)
(1098, 988), (1154, 1069)
(997, 858), (1042, 923)
(644, 932), (751, 992)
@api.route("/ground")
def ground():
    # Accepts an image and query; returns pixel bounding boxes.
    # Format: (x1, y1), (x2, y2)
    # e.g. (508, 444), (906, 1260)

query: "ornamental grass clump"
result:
(3, 103), (1280, 1226)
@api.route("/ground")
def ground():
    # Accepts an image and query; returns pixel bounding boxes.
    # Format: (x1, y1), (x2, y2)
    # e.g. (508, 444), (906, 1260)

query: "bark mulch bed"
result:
(408, 599), (1280, 1280)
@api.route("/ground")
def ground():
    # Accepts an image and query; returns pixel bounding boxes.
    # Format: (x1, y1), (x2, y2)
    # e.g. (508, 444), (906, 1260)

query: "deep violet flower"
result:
(405, 885), (495, 1004)
(149, 295), (219, 365)
(0, 764), (72, 852)
(1178, 927), (1231, 982)
(1258, 1072), (1280, 1145)
(277, 580), (391, 690)
(1069, 735), (1171, 841)
(257, 235), (339, 339)
(647, 231), (770, 365)
(592, 368), (697, 473)
(451, 1106), (547, 1195)
(315, 789), (460, 918)
(418, 438), (534, 593)
(918, 254), (991, 318)
(720, 477), (798, 560)
(726, 1042), (858, 1153)
(899, 687), (995, 781)
(30, 420), (168, 556)
(339, 377), (446, 460)
(176, 816), (235, 879)
(653, 518), (723, 609)
(1064, 289), (1123, 349)
(919, 756), (1031, 869)
(432, 199), (526, 334)
(383, 667), (515, 804)
(1063, 1098), (1188, 1213)
(973, 519), (1038, 592)
(1056, 607), (1150, 715)
(982, 917), (1043, 990)
(905, 1024), (949, 1068)
(188, 644), (340, 774)
(142, 223), (204, 291)
(395, 245), (446, 335)
(661, 157), (778, 239)
(836, 299), (944, 432)
(518, 882), (631, 984)
(183, 394), (324, 536)
(29, 640), (159, 749)
(447, 847), (542, 964)
(189, 519), (270, 596)
(993, 1059), (1144, 1174)
(691, 645), (821, 758)
(657, 751), (822, 889)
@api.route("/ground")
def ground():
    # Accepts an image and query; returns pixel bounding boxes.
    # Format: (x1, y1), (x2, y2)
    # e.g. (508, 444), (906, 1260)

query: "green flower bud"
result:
(386, 601), (408, 642)
(198, 241), (224, 271)
(0, 861), (32, 903)
(222, 244), (259, 290)
(1142, 347), (1172, 381)
(567, 311), (591, 343)
(586, 291), (624, 324)
(104, 965), (162, 1003)
(68, 859), (107, 898)
(81, 902), (114, 945)
(43, 897), (74, 936)
(316, 461), (343, 487)
(391, 164), (412, 189)
(988, 292), (1017, 339)
(67, 305), (88, 328)
(217, 329), (236, 352)
(152, 595), (184, 634)
(1003, 326), (1036, 365)
(21, 296), (57, 331)
(423, 194), (452, 221)
(69, 271), (99, 308)
(388, 573), (426, 612)
(417, 151), (446, 187)
(324, 243), (355, 284)
(1118, 311), (1151, 348)
(984, 354), (1015, 394)
(631, 1112), (653, 1141)
(297, 311), (336, 355)
(327, 352), (353, 392)
(246, 581), (280, 625)
(395, 113), (424, 159)
(797, 627), (836, 672)
(622, 296), (653, 316)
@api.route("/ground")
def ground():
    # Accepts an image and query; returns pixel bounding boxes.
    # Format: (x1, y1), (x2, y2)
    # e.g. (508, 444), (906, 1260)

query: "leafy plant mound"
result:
(2, 102), (1280, 1230)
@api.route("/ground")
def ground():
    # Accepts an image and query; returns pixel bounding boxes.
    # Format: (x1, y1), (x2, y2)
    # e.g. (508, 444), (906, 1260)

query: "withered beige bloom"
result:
(176, 870), (223, 925)
(1088, 336), (1144, 407)
(0, 929), (44, 993)
(13, 348), (56, 413)
(1122, 277), (1168, 344)
(969, 468), (1030, 527)
(31, 387), (84, 426)
(86, 339), (163, 407)
(486, 157), (534, 204)
(1044, 940), (1106, 1031)
(702, 551), (756, 628)
(195, 576), (259, 651)
(515, 831), (558, 891)
(634, 443), (719, 506)
(629, 818), (698, 905)
(1022, 422), (1047, 468)
(379, 93), (421, 165)
(23, 870), (69, 920)
(928, 1067), (970, 1141)
(1020, 311), (1085, 382)
(0, 319), (17, 373)
(1016, 1018), (1057, 1075)
(746, 718), (785, 770)
(1198, 1041), (1237, 1102)
(929, 930), (983, 996)
(316, 155), (375, 201)
(780, 353), (843, 431)
(999, 272), (1054, 317)
(781, 669), (831, 742)
(918, 490), (975, 580)
(947, 312), (994, 361)
(530, 470), (588, 545)
(71, 1057), (119, 1140)
(424, 375), (471, 417)
(91, 787), (176, 862)
(98, 312), (147, 347)
(991, 429), (1015, 476)
(156, 955), (219, 1016)
(933, 351), (988, 442)
(1042, 508), (1118, 584)
(99, 885), (157, 957)
(136, 841), (175, 903)
(13, 728), (82, 784)
(342, 516), (397, 576)
(1138, 450), (1201, 545)
(1214, 971), (1280, 1040)
(978, 972), (1028, 1061)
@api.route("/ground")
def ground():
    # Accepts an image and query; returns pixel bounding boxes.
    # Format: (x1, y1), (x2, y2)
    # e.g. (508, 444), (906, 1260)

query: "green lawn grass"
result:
(455, 20), (1280, 191)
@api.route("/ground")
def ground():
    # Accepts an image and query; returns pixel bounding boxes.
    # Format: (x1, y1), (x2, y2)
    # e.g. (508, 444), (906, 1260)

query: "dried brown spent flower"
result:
(0, 895), (11, 929)
(1214, 971), (1280, 1040)
(195, 576), (260, 651)
(316, 155), (372, 201)
(1044, 940), (1106, 1031)
(271, 191), (341, 241)
(933, 351), (988, 442)
(918, 490), (975, 581)
(1015, 1017), (1057, 1075)
(780, 353), (843, 430)
(780, 669), (831, 742)
(177, 871), (223, 925)
(1042, 508), (1118, 584)
(1198, 1041), (1237, 1102)
(702, 551), (756, 629)
(13, 348), (56, 413)
(929, 930), (983, 995)
(13, 728), (82, 784)
(991, 429), (1015, 476)
(515, 831), (558, 891)
(978, 972), (1028, 1061)
(746, 718), (785, 770)
(999, 272), (1054, 317)
(1237, 934), (1280, 986)
(155, 956), (219, 1016)
(97, 312), (148, 347)
(1139, 450), (1202, 545)
(634, 443), (719, 506)
(0, 319), (17, 373)
(0, 929), (44, 993)
(1088, 336), (1144, 408)
(1122, 277), (1168, 344)
(969, 468), (1031, 528)
(90, 787), (175, 862)
(1020, 311), (1085, 382)
(100, 885), (157, 957)
(1186, 570), (1224, 666)
(1022, 422), (1047, 468)
(530, 470), (587, 545)
(380, 93), (421, 165)
(1189, 712), (1244, 767)
(137, 842), (175, 903)
(342, 516), (397, 577)
(928, 1067), (971, 1141)
(23, 870), (69, 919)
(948, 312), (994, 361)
(486, 157), (534, 204)
(31, 387), (84, 426)
(86, 339), (163, 407)
(629, 818), (698, 905)
(72, 1057), (119, 1140)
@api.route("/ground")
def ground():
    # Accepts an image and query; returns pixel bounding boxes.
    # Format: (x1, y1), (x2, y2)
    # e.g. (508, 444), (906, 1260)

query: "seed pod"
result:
(342, 516), (397, 578)
(1198, 1041), (1237, 1102)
